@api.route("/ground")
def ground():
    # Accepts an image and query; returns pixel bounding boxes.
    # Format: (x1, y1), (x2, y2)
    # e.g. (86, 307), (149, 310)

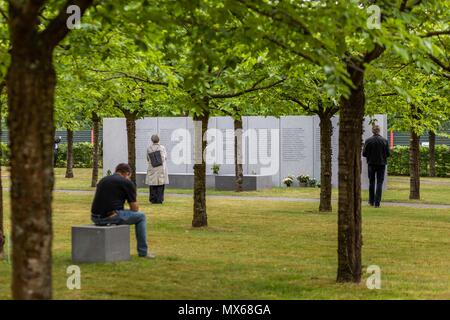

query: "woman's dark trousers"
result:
(150, 185), (165, 204)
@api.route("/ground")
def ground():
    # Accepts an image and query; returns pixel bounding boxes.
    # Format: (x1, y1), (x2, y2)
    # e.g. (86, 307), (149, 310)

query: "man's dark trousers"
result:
(368, 164), (386, 207)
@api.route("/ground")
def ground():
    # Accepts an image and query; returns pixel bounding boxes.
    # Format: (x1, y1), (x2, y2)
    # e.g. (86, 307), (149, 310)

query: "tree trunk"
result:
(123, 110), (137, 185)
(6, 0), (93, 301)
(0, 163), (3, 259)
(337, 65), (365, 283)
(319, 114), (333, 212)
(409, 130), (421, 200)
(91, 113), (100, 187)
(7, 41), (55, 300)
(65, 129), (74, 178)
(234, 117), (244, 192)
(428, 130), (436, 177)
(192, 107), (209, 228)
(0, 117), (4, 258)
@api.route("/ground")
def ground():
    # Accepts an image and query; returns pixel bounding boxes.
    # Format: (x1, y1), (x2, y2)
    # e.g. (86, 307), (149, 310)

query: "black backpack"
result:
(148, 150), (163, 167)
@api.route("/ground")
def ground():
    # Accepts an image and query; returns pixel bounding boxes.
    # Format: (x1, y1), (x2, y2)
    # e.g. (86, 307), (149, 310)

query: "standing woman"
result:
(146, 134), (169, 204)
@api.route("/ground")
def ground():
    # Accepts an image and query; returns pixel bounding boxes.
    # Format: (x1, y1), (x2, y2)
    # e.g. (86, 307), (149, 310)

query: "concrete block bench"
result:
(214, 174), (273, 191)
(136, 172), (272, 190)
(136, 172), (215, 189)
(71, 225), (130, 263)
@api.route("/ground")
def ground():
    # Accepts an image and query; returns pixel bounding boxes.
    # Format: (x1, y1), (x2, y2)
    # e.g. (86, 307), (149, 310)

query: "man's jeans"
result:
(368, 164), (386, 206)
(92, 210), (148, 257)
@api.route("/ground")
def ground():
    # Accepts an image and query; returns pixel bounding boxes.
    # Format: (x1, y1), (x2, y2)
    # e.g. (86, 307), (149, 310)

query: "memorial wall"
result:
(103, 115), (388, 189)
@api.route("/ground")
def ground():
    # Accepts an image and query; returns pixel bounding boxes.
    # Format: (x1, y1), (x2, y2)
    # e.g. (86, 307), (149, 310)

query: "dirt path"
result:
(44, 189), (450, 210)
(389, 177), (450, 186)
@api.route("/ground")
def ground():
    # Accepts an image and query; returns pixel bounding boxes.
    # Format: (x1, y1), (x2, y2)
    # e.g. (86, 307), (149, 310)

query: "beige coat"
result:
(145, 143), (169, 186)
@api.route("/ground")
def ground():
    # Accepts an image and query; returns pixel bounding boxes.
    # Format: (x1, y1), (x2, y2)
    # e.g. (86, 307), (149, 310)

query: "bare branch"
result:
(0, 6), (8, 21)
(421, 29), (450, 38)
(364, 43), (386, 64)
(40, 0), (94, 49)
(325, 104), (339, 117)
(428, 54), (450, 72)
(210, 77), (286, 100)
(235, 0), (310, 34)
(88, 69), (168, 86)
(281, 94), (310, 111)
(264, 36), (319, 65)
(0, 79), (5, 95)
(210, 101), (234, 117)
(251, 76), (267, 89)
(400, 0), (408, 11)
(234, 0), (329, 51)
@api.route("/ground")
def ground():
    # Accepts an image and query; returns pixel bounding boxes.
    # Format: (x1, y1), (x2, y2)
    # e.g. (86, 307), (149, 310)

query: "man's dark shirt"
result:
(91, 174), (137, 218)
(363, 134), (390, 165)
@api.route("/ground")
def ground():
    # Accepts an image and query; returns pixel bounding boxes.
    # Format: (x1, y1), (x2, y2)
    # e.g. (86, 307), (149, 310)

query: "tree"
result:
(209, 78), (287, 194)
(0, 0), (9, 260)
(55, 37), (119, 187)
(421, 17), (450, 177)
(55, 100), (82, 179)
(0, 82), (5, 259)
(143, 0), (285, 227)
(55, 61), (91, 179)
(428, 130), (436, 177)
(277, 66), (339, 212)
(368, 59), (450, 200)
(82, 26), (172, 184)
(411, 0), (450, 183)
(409, 104), (421, 200)
(110, 82), (170, 185)
(115, 93), (142, 185)
(6, 0), (93, 300)
(189, 78), (284, 227)
(66, 128), (74, 178)
(91, 111), (101, 186)
(227, 0), (444, 283)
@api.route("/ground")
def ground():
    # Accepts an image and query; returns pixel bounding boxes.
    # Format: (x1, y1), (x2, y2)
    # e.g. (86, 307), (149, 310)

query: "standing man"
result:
(54, 136), (61, 167)
(363, 125), (390, 208)
(91, 163), (155, 258)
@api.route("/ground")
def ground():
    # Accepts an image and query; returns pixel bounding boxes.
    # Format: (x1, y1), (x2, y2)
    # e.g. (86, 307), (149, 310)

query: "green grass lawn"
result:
(155, 176), (450, 205)
(1, 167), (97, 191)
(5, 167), (448, 205)
(3, 167), (449, 205)
(1, 189), (450, 299)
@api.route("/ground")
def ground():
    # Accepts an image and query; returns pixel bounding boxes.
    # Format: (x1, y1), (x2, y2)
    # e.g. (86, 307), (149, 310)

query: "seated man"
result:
(91, 163), (155, 259)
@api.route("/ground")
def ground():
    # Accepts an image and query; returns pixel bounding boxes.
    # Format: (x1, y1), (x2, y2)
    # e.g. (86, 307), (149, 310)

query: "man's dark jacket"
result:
(363, 134), (390, 165)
